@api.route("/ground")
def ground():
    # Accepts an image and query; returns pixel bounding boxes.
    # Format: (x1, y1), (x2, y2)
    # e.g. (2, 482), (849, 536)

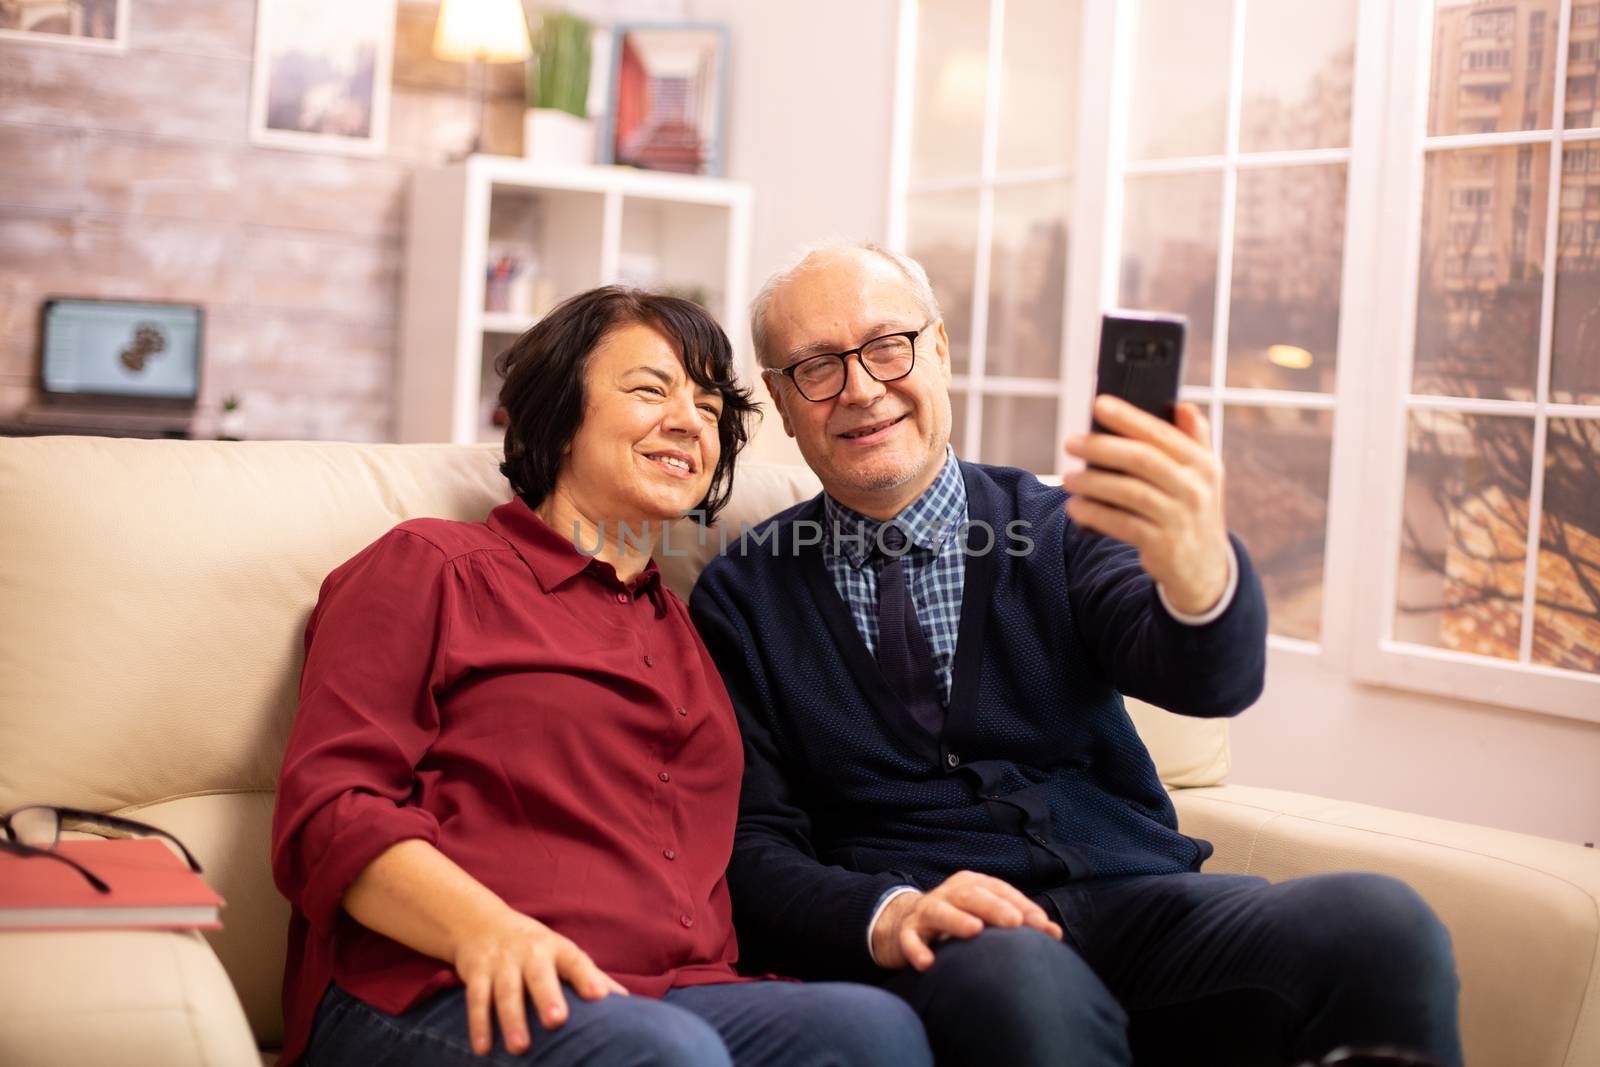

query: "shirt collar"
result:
(489, 497), (663, 603)
(823, 446), (965, 569)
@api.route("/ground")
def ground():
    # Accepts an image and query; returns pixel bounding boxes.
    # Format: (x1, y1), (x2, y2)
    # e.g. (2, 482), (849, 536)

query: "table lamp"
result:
(433, 0), (533, 156)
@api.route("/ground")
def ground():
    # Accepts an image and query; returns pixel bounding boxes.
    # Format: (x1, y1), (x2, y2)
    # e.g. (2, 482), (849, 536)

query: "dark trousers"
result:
(306, 977), (932, 1067)
(883, 871), (1463, 1067)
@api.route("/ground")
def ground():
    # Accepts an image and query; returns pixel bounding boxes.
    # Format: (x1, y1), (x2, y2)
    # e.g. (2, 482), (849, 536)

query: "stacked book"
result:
(0, 839), (223, 930)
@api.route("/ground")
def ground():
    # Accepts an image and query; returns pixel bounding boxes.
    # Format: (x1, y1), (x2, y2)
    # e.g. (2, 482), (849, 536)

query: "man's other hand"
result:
(870, 871), (1063, 971)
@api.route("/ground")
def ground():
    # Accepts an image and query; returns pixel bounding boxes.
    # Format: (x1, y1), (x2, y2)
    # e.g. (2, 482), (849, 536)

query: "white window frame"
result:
(1354, 0), (1600, 725)
(891, 0), (1600, 723)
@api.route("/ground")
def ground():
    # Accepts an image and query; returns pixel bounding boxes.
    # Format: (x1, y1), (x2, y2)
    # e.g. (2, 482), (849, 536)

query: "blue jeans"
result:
(883, 871), (1463, 1067)
(306, 977), (932, 1067)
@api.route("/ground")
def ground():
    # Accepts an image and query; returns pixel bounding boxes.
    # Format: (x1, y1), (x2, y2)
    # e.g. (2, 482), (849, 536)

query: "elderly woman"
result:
(271, 288), (931, 1067)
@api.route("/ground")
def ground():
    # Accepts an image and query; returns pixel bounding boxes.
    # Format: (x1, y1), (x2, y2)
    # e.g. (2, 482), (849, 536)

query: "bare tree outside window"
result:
(1396, 1), (1600, 675)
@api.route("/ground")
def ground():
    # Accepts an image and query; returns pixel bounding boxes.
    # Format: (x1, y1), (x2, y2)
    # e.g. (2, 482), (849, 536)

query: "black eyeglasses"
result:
(1, 805), (203, 894)
(771, 324), (927, 402)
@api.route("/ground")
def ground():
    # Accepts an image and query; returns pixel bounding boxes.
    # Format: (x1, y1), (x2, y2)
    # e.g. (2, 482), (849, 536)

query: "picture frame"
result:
(0, 0), (127, 51)
(600, 22), (729, 178)
(248, 0), (396, 157)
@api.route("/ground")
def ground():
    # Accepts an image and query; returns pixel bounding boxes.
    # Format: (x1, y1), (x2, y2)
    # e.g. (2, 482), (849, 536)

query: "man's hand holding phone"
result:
(1061, 395), (1232, 617)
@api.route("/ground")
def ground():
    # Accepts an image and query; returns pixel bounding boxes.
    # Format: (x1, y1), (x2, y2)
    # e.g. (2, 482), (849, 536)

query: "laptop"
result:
(11, 298), (203, 438)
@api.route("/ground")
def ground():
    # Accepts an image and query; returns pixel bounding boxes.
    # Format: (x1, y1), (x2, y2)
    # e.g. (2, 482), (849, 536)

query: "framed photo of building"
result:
(248, 0), (395, 156)
(601, 23), (728, 177)
(0, 0), (127, 50)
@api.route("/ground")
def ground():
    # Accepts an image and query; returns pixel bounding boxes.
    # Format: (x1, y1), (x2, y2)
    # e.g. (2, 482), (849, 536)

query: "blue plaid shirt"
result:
(822, 448), (967, 705)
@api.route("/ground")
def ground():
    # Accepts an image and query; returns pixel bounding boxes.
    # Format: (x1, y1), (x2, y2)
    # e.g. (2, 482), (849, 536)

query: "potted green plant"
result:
(524, 10), (595, 165)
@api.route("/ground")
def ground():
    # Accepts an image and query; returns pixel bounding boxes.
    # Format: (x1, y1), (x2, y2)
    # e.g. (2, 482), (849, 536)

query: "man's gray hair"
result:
(749, 241), (943, 369)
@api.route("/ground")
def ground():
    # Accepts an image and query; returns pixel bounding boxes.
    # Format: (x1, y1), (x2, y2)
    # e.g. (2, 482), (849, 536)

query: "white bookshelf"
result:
(397, 156), (754, 444)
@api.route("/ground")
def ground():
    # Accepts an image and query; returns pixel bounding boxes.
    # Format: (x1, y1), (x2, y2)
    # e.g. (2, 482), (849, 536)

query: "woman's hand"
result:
(340, 840), (630, 1058)
(452, 906), (630, 1056)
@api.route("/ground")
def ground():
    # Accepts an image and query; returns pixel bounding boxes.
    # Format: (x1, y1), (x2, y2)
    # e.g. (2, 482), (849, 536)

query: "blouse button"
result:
(616, 593), (629, 604)
(658, 771), (671, 783)
(663, 848), (676, 860)
(644, 654), (654, 667)
(679, 914), (694, 928)
(675, 706), (688, 717)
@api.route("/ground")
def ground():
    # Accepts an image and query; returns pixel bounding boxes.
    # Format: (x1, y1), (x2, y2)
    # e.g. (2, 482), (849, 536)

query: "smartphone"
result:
(1091, 311), (1187, 435)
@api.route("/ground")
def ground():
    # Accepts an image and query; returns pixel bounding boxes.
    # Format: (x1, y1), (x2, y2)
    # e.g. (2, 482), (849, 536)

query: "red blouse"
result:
(270, 500), (748, 1064)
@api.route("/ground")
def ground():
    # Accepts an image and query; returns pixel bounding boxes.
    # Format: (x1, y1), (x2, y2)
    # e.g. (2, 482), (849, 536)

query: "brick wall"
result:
(0, 0), (526, 440)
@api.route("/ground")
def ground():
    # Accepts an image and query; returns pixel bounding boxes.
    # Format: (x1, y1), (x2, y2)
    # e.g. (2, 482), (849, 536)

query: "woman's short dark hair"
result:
(494, 286), (758, 524)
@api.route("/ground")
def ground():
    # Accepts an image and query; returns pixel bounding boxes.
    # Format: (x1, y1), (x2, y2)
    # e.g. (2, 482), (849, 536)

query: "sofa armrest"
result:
(0, 928), (260, 1067)
(1172, 783), (1600, 1067)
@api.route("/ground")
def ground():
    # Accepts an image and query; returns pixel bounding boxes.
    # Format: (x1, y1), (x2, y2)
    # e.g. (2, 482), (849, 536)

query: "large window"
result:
(1366, 0), (1600, 714)
(891, 0), (1600, 719)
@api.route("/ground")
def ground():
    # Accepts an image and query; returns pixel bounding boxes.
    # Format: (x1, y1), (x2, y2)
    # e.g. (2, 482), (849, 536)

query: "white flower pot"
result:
(523, 109), (596, 165)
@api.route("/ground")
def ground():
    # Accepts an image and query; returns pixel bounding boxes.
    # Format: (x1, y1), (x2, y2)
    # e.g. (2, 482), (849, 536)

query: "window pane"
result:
(1227, 165), (1346, 394)
(1413, 147), (1547, 400)
(987, 182), (1070, 379)
(1427, 0), (1559, 137)
(1239, 0), (1358, 152)
(912, 0), (988, 180)
(996, 0), (1081, 172)
(981, 395), (1059, 473)
(1222, 405), (1333, 641)
(905, 191), (978, 374)
(1120, 171), (1222, 387)
(1552, 144), (1600, 405)
(1534, 418), (1600, 672)
(1394, 411), (1533, 660)
(1127, 0), (1231, 160)
(1565, 7), (1600, 128)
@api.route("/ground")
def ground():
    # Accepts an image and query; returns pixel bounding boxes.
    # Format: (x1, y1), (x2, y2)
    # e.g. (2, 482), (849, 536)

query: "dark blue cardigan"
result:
(689, 460), (1268, 981)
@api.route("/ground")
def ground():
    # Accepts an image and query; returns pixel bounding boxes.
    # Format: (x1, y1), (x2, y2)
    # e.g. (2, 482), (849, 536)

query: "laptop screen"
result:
(41, 299), (202, 401)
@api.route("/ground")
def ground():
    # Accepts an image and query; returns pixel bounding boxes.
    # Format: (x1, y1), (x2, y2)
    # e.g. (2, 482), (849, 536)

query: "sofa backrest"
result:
(0, 437), (1228, 1046)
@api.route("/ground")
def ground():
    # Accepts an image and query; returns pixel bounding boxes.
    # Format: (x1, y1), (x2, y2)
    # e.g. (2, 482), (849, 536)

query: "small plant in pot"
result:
(524, 10), (594, 164)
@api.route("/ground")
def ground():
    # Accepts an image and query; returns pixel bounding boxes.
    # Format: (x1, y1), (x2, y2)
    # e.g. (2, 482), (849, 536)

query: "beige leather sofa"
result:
(0, 437), (1595, 1067)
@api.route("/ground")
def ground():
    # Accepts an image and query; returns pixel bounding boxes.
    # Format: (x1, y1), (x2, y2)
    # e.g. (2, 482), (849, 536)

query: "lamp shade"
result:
(433, 0), (532, 63)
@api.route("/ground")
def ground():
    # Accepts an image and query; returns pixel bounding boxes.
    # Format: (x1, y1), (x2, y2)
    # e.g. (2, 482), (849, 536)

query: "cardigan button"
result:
(945, 752), (960, 768)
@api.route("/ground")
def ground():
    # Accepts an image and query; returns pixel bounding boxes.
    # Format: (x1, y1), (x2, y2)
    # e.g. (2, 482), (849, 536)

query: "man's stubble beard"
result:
(826, 424), (948, 497)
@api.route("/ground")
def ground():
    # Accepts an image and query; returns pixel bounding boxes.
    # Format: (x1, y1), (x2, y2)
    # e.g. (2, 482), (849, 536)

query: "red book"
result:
(0, 838), (223, 931)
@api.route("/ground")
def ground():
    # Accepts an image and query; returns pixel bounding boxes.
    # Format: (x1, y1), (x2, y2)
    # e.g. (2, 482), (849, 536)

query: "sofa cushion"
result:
(0, 929), (260, 1067)
(1124, 697), (1230, 788)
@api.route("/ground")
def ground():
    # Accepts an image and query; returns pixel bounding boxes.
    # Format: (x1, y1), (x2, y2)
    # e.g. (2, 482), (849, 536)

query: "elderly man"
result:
(688, 243), (1462, 1067)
